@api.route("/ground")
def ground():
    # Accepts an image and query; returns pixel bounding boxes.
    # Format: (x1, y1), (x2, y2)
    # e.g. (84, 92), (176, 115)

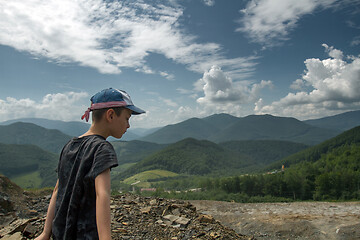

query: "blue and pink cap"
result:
(81, 88), (145, 122)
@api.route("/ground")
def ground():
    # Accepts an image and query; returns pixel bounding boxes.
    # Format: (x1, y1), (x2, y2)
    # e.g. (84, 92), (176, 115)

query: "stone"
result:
(22, 223), (37, 238)
(175, 216), (190, 226)
(140, 206), (152, 214)
(149, 199), (157, 206)
(163, 214), (179, 223)
(0, 219), (30, 238)
(2, 192), (252, 240)
(197, 214), (215, 223)
(0, 232), (23, 240)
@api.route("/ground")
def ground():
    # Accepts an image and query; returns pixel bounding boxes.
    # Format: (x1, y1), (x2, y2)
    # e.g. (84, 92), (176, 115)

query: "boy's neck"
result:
(80, 122), (109, 139)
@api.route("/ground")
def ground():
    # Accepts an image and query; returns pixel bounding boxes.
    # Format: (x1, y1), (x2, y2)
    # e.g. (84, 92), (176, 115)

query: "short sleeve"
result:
(89, 142), (118, 179)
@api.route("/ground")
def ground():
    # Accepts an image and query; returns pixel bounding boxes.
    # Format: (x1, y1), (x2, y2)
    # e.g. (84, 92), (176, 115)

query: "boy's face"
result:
(111, 108), (132, 139)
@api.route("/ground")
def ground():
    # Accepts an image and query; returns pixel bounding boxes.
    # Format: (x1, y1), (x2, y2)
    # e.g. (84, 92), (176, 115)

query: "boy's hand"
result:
(34, 232), (50, 240)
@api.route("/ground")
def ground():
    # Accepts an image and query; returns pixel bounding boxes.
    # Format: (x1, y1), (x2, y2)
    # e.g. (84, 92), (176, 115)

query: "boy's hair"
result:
(92, 107), (124, 122)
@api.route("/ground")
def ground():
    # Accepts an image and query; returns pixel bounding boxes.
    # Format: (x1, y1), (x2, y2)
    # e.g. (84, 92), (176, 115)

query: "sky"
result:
(0, 0), (360, 129)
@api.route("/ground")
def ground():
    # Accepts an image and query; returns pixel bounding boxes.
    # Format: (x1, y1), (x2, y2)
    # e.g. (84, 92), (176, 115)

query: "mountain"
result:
(118, 138), (308, 179)
(0, 122), (71, 153)
(0, 143), (58, 188)
(266, 125), (360, 170)
(140, 114), (340, 145)
(211, 114), (340, 145)
(141, 118), (220, 144)
(1, 118), (90, 137)
(130, 127), (162, 137)
(119, 138), (239, 178)
(202, 113), (240, 130)
(0, 118), (141, 141)
(111, 140), (167, 164)
(219, 140), (308, 167)
(304, 110), (360, 131)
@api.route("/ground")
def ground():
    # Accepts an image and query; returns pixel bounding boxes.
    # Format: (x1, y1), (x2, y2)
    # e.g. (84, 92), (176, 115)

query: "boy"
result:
(35, 88), (145, 240)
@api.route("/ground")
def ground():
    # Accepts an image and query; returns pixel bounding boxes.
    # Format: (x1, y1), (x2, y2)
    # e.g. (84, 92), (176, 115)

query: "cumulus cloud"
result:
(322, 44), (343, 59)
(290, 79), (307, 91)
(0, 0), (256, 78)
(255, 45), (360, 119)
(0, 92), (88, 122)
(195, 65), (272, 116)
(237, 0), (337, 46)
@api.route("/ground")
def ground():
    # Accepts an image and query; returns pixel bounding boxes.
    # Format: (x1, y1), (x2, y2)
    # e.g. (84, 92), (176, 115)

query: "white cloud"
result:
(255, 45), (360, 120)
(202, 0), (215, 7)
(290, 79), (306, 91)
(322, 44), (343, 59)
(195, 65), (272, 116)
(159, 97), (178, 107)
(0, 0), (256, 78)
(0, 92), (89, 122)
(237, 0), (337, 46)
(159, 71), (175, 80)
(351, 36), (360, 46)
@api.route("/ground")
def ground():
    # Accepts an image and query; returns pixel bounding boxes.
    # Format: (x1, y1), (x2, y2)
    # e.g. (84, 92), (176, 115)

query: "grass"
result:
(11, 171), (42, 189)
(123, 169), (178, 188)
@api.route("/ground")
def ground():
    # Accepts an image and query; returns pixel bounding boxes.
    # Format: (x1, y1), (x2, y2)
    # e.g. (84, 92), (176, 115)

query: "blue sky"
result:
(0, 0), (359, 128)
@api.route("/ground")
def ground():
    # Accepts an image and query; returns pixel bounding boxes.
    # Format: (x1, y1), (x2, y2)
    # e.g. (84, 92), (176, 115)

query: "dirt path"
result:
(190, 200), (360, 240)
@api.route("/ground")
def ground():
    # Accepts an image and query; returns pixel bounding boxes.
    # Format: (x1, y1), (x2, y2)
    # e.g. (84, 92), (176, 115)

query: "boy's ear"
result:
(105, 109), (115, 122)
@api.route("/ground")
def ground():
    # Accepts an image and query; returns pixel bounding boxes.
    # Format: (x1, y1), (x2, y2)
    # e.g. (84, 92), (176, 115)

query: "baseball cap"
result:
(81, 88), (145, 122)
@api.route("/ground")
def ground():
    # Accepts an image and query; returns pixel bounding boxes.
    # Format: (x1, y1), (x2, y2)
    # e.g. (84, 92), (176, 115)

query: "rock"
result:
(2, 192), (252, 240)
(0, 193), (14, 213)
(175, 216), (190, 226)
(140, 206), (152, 214)
(0, 219), (30, 238)
(197, 214), (215, 223)
(149, 199), (157, 206)
(22, 223), (37, 238)
(0, 232), (24, 240)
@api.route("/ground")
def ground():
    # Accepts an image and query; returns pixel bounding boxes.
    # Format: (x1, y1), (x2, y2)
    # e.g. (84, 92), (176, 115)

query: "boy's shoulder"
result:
(64, 135), (112, 152)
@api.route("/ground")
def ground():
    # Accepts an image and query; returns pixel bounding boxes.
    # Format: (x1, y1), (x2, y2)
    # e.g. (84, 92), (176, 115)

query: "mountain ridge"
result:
(0, 122), (71, 153)
(141, 113), (341, 145)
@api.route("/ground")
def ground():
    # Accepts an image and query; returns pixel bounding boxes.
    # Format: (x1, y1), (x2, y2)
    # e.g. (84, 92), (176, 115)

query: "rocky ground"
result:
(190, 200), (360, 240)
(0, 174), (251, 240)
(1, 174), (360, 240)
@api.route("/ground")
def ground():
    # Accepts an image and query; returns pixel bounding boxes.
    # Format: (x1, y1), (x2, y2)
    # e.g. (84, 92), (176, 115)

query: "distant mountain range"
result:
(140, 114), (342, 145)
(304, 110), (360, 131)
(0, 118), (90, 137)
(0, 118), (142, 141)
(2, 110), (359, 145)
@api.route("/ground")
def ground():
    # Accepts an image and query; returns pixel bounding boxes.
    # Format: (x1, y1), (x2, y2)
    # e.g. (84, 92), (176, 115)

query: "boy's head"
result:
(81, 88), (145, 122)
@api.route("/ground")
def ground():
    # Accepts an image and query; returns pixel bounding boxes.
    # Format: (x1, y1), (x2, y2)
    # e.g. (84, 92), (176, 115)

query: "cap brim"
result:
(126, 105), (145, 115)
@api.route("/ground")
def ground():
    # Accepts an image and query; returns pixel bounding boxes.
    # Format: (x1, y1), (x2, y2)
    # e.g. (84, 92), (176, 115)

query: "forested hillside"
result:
(0, 143), (58, 188)
(154, 126), (360, 202)
(118, 138), (309, 180)
(0, 122), (71, 153)
(111, 140), (167, 164)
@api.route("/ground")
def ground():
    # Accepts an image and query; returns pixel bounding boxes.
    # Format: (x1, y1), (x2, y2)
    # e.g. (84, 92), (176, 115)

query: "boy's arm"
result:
(95, 169), (112, 240)
(35, 180), (59, 240)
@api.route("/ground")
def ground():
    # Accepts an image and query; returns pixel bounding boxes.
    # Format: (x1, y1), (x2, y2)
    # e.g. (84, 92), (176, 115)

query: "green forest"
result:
(138, 127), (360, 202)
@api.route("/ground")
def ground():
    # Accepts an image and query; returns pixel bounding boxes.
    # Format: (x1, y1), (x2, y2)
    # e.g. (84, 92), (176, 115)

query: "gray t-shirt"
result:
(52, 135), (118, 240)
